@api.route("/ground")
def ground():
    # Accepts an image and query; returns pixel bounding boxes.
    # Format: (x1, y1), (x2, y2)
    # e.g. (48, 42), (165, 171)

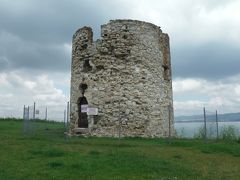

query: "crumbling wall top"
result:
(108, 19), (161, 30)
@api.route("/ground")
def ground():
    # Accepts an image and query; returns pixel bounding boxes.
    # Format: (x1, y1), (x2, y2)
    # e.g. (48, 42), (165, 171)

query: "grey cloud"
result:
(12, 44), (70, 71)
(0, 0), (131, 73)
(0, 32), (70, 72)
(0, 0), (128, 43)
(0, 0), (239, 81)
(0, 57), (9, 70)
(172, 43), (240, 80)
(201, 0), (236, 10)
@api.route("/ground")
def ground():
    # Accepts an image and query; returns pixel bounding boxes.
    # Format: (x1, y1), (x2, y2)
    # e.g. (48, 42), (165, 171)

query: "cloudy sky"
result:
(0, 0), (240, 119)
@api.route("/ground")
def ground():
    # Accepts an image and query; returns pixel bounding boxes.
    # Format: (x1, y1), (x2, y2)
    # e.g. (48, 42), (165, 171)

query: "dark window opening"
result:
(162, 65), (169, 80)
(109, 46), (114, 53)
(122, 25), (128, 32)
(123, 34), (128, 39)
(79, 83), (88, 95)
(81, 44), (88, 50)
(96, 65), (104, 71)
(93, 116), (99, 125)
(83, 60), (92, 72)
(102, 30), (108, 38)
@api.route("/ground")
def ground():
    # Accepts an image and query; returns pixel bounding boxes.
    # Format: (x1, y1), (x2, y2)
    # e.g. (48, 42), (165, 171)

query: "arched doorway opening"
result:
(77, 96), (88, 128)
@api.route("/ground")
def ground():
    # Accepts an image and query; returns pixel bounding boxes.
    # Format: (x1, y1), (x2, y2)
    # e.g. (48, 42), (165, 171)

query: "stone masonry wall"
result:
(70, 20), (174, 137)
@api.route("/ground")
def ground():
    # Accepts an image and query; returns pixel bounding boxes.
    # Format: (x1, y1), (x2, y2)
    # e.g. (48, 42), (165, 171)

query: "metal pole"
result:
(67, 102), (69, 131)
(168, 105), (171, 139)
(23, 105), (25, 120)
(33, 102), (36, 120)
(27, 106), (30, 120)
(118, 95), (121, 140)
(23, 105), (26, 134)
(64, 109), (66, 131)
(203, 107), (207, 142)
(64, 110), (66, 123)
(118, 115), (121, 139)
(216, 110), (219, 139)
(45, 107), (48, 121)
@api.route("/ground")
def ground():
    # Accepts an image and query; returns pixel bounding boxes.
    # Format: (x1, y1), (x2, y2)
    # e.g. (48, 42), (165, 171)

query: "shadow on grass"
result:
(29, 148), (65, 158)
(47, 162), (64, 168)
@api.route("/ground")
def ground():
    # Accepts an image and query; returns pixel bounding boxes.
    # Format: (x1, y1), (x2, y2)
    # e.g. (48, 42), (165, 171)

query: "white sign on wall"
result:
(81, 105), (88, 113)
(87, 108), (98, 115)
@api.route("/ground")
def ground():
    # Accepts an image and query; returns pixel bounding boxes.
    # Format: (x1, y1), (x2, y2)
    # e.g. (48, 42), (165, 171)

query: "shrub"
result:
(176, 127), (186, 138)
(220, 125), (238, 141)
(194, 126), (205, 139)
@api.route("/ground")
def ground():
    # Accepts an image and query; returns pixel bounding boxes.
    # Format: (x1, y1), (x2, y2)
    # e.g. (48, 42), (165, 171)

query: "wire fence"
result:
(22, 102), (70, 137)
(175, 107), (240, 140)
(7, 102), (240, 141)
(23, 103), (69, 122)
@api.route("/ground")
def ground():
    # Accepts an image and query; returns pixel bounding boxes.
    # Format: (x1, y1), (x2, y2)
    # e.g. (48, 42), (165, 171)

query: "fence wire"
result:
(175, 108), (240, 140)
(22, 102), (69, 137)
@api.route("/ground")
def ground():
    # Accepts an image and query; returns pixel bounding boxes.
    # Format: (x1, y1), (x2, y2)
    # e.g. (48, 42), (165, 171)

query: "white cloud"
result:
(24, 81), (37, 90)
(1, 0), (240, 119)
(234, 85), (240, 96)
(174, 100), (205, 115)
(0, 72), (69, 120)
(63, 43), (72, 55)
(0, 73), (9, 85)
(173, 74), (240, 115)
(173, 79), (203, 93)
(0, 93), (13, 98)
(122, 0), (240, 46)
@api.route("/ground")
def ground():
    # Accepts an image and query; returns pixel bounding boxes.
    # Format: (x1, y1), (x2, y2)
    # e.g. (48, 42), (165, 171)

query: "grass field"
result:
(0, 118), (240, 180)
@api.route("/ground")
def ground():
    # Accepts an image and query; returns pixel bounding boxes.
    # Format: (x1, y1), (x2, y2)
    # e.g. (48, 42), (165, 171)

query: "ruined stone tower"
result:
(70, 20), (174, 137)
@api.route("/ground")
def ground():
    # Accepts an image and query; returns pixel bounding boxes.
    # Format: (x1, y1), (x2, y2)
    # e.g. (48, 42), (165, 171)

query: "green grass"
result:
(0, 119), (240, 179)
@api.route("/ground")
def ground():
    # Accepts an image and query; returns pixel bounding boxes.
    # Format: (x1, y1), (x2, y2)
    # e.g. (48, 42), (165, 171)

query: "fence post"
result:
(67, 102), (69, 132)
(27, 106), (30, 120)
(203, 107), (207, 142)
(64, 109), (66, 132)
(26, 106), (30, 134)
(45, 107), (48, 121)
(118, 115), (121, 140)
(33, 102), (36, 120)
(23, 105), (25, 120)
(118, 97), (121, 140)
(216, 110), (219, 139)
(23, 105), (26, 134)
(168, 105), (171, 139)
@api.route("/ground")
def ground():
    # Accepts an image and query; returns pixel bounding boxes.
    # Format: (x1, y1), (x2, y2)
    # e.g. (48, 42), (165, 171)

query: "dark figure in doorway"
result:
(77, 96), (88, 128)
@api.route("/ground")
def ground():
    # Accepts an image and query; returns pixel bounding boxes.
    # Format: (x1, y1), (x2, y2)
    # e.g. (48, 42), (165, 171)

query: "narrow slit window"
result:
(83, 60), (92, 72)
